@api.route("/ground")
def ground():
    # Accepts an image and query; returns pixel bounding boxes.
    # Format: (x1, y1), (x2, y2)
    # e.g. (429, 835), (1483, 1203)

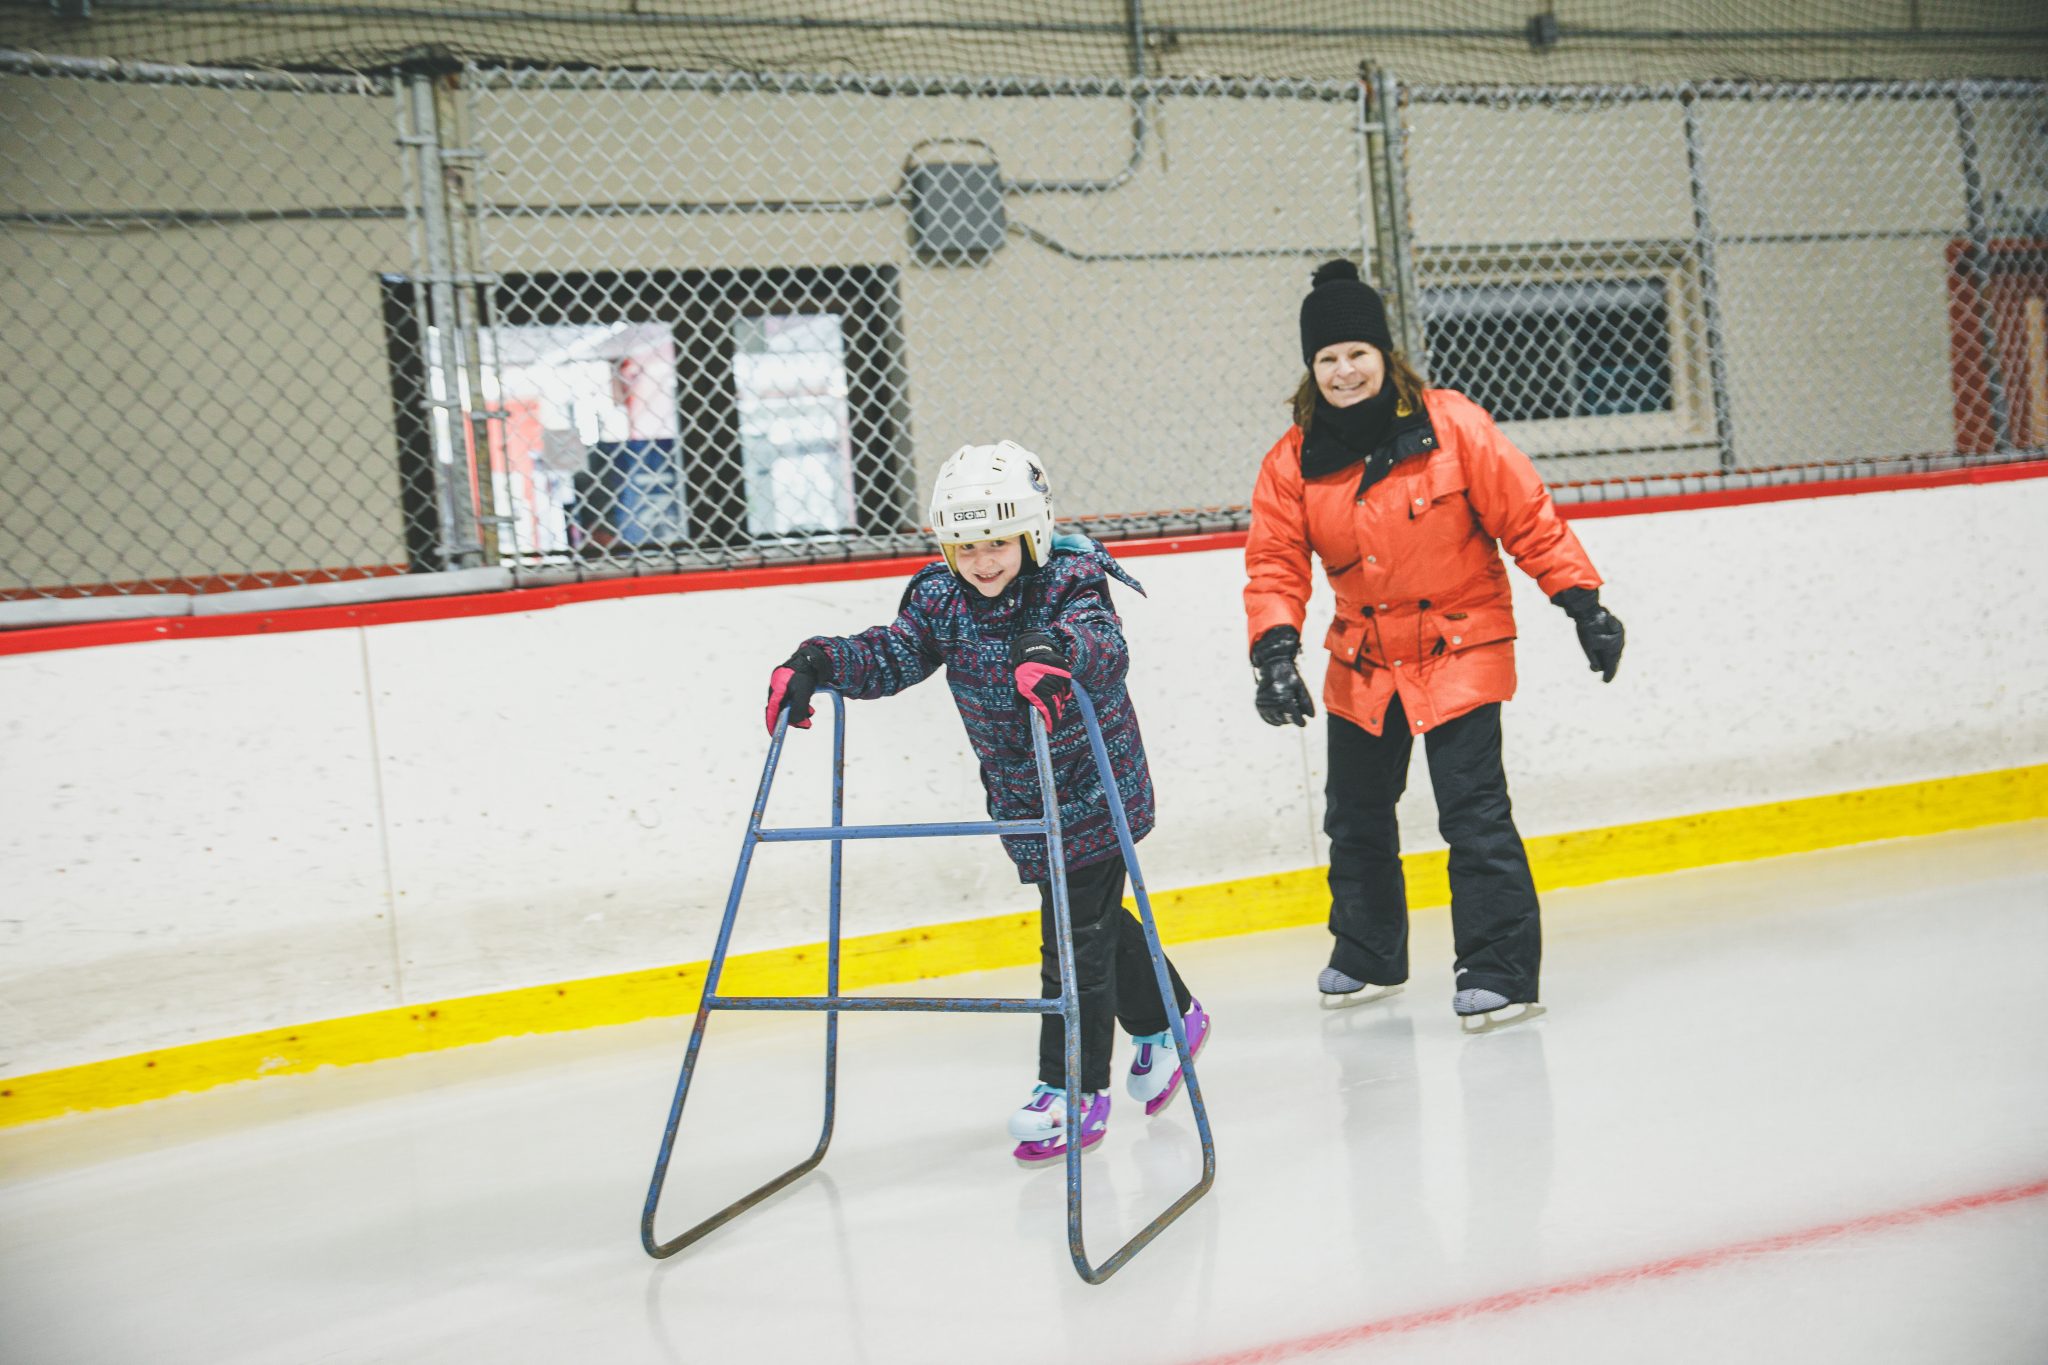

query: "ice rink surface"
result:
(4, 822), (2045, 1364)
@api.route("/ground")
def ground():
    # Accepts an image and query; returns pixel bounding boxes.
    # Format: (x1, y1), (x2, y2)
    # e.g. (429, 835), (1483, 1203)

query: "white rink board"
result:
(0, 631), (397, 1066)
(2, 477), (2045, 1074)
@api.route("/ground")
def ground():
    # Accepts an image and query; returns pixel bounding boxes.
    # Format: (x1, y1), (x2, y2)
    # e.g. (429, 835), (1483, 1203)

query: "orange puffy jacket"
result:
(1244, 388), (1601, 738)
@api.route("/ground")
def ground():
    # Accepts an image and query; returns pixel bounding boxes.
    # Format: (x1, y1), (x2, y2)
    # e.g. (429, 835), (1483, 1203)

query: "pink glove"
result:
(1010, 631), (1075, 732)
(765, 644), (830, 734)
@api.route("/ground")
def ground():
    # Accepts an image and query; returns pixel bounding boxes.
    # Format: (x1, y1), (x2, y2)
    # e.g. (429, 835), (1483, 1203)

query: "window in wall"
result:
(381, 265), (910, 569)
(732, 313), (856, 538)
(1421, 278), (1674, 422)
(484, 321), (682, 556)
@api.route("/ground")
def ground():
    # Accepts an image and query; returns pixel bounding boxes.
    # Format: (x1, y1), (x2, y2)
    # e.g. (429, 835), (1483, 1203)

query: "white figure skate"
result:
(1453, 987), (1546, 1034)
(1318, 967), (1403, 1010)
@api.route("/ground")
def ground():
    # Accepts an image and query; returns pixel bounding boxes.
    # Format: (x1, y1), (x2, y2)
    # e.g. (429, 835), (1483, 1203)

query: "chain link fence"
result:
(1397, 77), (2048, 502)
(455, 67), (1369, 577)
(2, 48), (2044, 598)
(1, 52), (433, 596)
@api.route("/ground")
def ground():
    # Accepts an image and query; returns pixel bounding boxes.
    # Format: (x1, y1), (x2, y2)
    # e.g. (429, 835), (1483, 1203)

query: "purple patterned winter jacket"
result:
(805, 538), (1153, 884)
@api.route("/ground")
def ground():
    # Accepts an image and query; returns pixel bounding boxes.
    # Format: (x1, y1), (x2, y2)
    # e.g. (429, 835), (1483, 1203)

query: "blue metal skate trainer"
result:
(641, 686), (1215, 1284)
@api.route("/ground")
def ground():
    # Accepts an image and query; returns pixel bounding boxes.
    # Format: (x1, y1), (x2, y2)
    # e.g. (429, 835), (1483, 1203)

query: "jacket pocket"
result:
(1404, 458), (1469, 521)
(1323, 613), (1363, 664)
(1426, 602), (1515, 655)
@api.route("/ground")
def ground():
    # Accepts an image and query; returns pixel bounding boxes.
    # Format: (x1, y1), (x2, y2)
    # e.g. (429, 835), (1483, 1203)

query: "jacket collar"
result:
(1352, 396), (1439, 498)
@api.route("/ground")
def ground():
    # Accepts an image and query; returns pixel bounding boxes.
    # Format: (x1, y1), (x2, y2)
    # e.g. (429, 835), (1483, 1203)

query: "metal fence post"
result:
(1682, 87), (1738, 471)
(436, 71), (509, 566)
(1352, 72), (1381, 291)
(1953, 82), (2016, 457)
(401, 72), (476, 569)
(401, 70), (494, 568)
(1370, 67), (1428, 372)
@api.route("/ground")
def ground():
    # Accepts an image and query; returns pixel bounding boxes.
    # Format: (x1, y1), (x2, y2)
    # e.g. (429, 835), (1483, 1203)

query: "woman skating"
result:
(1244, 260), (1625, 1031)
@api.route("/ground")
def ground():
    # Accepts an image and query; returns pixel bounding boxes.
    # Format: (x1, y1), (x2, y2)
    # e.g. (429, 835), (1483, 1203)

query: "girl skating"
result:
(765, 440), (1210, 1162)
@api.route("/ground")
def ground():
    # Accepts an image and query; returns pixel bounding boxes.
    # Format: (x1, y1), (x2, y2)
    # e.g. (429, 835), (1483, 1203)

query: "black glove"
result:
(1251, 625), (1316, 727)
(1009, 630), (1076, 731)
(1551, 586), (1625, 684)
(764, 642), (832, 733)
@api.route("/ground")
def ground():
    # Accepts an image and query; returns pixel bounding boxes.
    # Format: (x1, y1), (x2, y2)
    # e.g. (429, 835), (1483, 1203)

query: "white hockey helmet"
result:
(927, 440), (1055, 574)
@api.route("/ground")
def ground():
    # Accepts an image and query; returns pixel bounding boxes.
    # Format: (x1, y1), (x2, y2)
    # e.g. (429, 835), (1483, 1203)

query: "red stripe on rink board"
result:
(3, 459), (2045, 658)
(1183, 1175), (2048, 1365)
(1556, 456), (2048, 520)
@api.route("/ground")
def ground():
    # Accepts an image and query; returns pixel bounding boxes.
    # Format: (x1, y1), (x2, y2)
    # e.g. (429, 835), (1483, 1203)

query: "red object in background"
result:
(1948, 237), (2048, 453)
(496, 395), (549, 553)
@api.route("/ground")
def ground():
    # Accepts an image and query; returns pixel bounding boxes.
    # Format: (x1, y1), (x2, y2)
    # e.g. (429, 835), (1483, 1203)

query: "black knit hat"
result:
(1299, 258), (1393, 366)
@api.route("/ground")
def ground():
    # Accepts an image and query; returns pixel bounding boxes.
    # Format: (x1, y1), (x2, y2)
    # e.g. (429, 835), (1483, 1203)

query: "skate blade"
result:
(1458, 1001), (1545, 1035)
(1319, 983), (1403, 1011)
(1012, 1129), (1105, 1168)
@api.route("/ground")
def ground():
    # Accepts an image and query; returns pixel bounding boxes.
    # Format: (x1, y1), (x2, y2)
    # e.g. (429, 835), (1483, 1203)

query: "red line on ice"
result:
(1184, 1175), (2048, 1365)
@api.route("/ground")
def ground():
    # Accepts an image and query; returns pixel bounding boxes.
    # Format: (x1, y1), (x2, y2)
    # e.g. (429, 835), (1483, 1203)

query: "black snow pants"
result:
(1034, 851), (1193, 1092)
(1324, 694), (1541, 1003)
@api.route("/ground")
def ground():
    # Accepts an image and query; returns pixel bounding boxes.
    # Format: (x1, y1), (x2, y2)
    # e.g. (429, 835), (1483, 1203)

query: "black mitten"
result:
(1251, 626), (1317, 727)
(1551, 587), (1625, 684)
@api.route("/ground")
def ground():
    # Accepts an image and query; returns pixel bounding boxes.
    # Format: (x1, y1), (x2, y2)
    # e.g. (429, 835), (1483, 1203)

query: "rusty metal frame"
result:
(640, 685), (1215, 1283)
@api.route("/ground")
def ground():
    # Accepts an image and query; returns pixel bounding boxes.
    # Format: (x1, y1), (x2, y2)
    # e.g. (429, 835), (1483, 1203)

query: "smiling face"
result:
(953, 536), (1025, 597)
(1312, 340), (1386, 408)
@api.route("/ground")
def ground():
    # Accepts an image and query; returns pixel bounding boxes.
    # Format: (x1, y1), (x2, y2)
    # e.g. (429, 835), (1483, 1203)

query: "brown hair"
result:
(1290, 349), (1427, 431)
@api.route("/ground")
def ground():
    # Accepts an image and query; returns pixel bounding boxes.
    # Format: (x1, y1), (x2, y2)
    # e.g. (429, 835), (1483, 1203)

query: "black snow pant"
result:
(1034, 852), (1193, 1092)
(1324, 694), (1542, 1003)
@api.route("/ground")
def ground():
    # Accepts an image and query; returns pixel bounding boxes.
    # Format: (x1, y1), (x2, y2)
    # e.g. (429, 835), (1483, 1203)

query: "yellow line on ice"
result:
(4, 762), (2043, 1128)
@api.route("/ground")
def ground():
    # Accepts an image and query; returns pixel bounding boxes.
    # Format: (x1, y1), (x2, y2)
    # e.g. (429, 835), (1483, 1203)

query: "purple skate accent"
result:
(1006, 1083), (1063, 1142)
(1012, 1091), (1110, 1166)
(1139, 1001), (1211, 1117)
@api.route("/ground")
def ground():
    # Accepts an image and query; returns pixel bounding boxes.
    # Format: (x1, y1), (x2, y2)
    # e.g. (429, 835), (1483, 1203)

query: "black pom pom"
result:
(1311, 258), (1361, 287)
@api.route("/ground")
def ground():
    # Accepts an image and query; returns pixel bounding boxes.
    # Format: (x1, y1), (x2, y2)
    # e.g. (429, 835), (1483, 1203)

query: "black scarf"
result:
(1300, 384), (1399, 479)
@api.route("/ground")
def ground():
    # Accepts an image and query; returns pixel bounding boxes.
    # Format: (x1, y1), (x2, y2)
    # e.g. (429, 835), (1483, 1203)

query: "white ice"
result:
(3, 822), (2045, 1364)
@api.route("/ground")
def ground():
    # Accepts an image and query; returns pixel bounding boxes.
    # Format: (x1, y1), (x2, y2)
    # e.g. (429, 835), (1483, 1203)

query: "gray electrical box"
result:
(907, 161), (1007, 262)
